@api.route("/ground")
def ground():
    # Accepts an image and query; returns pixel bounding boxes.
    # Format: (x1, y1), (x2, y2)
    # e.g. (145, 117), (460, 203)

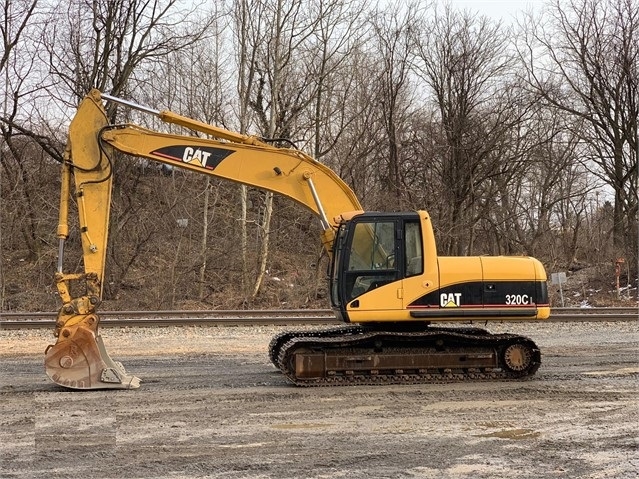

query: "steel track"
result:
(0, 307), (636, 330)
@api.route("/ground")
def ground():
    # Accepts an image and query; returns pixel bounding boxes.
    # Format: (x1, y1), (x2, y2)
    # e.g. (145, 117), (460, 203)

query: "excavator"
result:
(45, 89), (550, 389)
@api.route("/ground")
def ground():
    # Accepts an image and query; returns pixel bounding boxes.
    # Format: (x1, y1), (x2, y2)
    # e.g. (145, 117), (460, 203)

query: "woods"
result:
(1, 0), (637, 311)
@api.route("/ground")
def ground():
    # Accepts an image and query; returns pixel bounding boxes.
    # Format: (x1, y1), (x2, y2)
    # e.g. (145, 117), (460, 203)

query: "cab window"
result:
(404, 221), (423, 277)
(344, 221), (398, 300)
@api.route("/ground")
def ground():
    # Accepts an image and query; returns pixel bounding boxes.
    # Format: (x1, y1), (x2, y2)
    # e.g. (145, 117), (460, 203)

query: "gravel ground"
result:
(1, 321), (638, 479)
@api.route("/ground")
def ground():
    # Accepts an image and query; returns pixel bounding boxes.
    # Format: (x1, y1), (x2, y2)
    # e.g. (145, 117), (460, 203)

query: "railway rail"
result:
(0, 307), (636, 329)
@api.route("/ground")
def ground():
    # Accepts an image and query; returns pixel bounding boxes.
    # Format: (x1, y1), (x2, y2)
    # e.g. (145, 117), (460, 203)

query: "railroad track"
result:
(0, 309), (336, 329)
(0, 307), (636, 329)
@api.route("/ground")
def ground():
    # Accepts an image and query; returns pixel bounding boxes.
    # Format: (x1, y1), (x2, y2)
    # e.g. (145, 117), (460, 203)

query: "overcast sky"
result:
(445, 0), (546, 22)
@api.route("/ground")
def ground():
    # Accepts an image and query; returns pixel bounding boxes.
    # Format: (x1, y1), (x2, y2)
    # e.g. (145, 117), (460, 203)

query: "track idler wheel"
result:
(502, 342), (535, 374)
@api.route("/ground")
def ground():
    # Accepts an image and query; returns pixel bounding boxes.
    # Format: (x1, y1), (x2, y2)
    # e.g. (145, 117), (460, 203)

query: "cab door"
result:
(339, 216), (404, 321)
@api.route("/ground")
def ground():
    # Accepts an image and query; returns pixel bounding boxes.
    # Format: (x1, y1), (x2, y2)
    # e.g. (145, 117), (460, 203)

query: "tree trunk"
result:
(198, 177), (210, 301)
(252, 192), (274, 298)
(240, 185), (250, 295)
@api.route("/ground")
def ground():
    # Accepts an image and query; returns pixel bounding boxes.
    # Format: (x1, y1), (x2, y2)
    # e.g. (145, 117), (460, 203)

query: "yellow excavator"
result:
(45, 89), (550, 389)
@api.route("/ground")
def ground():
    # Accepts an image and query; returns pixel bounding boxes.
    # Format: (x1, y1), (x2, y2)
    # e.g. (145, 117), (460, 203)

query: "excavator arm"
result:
(45, 89), (361, 389)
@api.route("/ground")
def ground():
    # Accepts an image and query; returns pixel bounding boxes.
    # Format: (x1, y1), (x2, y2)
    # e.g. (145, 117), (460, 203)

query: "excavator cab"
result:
(330, 212), (424, 322)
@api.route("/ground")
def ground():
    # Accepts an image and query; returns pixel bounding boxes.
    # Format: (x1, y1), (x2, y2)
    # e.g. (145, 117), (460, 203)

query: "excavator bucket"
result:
(45, 308), (140, 390)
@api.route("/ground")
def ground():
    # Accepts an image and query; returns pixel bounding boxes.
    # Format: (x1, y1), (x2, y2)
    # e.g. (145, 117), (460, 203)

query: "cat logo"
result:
(182, 147), (212, 167)
(440, 292), (462, 308)
(151, 145), (235, 170)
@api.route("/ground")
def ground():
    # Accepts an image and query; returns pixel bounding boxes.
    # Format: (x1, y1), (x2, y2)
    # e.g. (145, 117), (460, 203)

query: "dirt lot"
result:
(1, 321), (638, 479)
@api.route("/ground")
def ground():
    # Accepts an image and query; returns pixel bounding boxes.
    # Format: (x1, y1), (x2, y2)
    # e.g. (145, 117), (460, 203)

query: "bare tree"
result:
(326, 43), (385, 207)
(518, 0), (638, 270)
(367, 4), (420, 209)
(1, 0), (38, 72)
(233, 0), (332, 300)
(232, 0), (267, 298)
(43, 0), (216, 111)
(306, 0), (367, 159)
(504, 110), (595, 265)
(413, 6), (519, 255)
(0, 0), (222, 306)
(1, 0), (48, 277)
(147, 13), (230, 304)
